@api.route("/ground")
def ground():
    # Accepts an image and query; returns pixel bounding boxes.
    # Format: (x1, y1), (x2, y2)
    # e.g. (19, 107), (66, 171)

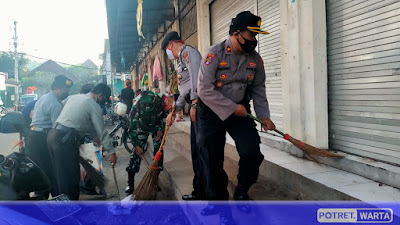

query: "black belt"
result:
(30, 126), (50, 133)
(54, 123), (75, 133)
(54, 123), (81, 144)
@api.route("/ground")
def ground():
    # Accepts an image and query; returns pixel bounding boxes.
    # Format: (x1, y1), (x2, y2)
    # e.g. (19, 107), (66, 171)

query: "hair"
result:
(91, 83), (111, 98)
(80, 83), (95, 94)
(126, 81), (132, 87)
(229, 26), (246, 35)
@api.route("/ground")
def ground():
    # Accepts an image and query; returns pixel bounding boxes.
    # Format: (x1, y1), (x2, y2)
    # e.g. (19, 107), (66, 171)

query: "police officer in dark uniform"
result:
(28, 75), (73, 199)
(162, 31), (205, 200)
(197, 11), (276, 207)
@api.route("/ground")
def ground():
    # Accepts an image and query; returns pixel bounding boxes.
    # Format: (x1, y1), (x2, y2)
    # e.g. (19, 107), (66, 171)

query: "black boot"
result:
(182, 194), (196, 200)
(125, 171), (135, 195)
(233, 184), (251, 213)
(125, 185), (134, 195)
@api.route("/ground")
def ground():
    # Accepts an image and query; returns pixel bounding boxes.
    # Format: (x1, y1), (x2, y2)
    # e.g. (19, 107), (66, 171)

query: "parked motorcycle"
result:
(107, 102), (135, 154)
(0, 112), (51, 200)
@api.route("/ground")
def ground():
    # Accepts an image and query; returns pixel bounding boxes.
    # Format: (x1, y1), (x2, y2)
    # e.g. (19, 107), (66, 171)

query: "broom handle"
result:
(246, 113), (285, 137)
(156, 105), (176, 154)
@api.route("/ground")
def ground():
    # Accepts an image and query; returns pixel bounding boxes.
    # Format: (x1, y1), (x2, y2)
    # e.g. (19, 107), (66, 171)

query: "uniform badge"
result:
(248, 74), (254, 81)
(215, 81), (224, 88)
(219, 61), (228, 67)
(249, 62), (257, 68)
(219, 74), (228, 79)
(183, 52), (189, 64)
(205, 53), (215, 65)
(65, 80), (72, 86)
(226, 46), (232, 53)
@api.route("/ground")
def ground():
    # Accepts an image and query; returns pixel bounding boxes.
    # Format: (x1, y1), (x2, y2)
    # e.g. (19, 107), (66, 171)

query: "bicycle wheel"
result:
(122, 129), (134, 154)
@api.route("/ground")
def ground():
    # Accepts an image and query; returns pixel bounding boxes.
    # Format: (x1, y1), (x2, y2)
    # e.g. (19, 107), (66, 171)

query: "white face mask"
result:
(166, 48), (175, 60)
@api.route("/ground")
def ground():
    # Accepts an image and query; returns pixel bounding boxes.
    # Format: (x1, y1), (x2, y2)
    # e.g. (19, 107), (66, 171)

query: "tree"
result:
(0, 51), (30, 79)
(21, 71), (54, 96)
(66, 66), (99, 94)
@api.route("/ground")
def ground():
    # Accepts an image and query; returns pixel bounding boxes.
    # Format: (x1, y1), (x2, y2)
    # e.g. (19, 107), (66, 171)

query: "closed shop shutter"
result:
(257, 0), (282, 129)
(210, 0), (255, 45)
(326, 0), (400, 165)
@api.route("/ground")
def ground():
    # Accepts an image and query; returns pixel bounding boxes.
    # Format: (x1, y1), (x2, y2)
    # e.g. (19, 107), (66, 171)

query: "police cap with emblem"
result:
(51, 75), (73, 90)
(230, 11), (269, 34)
(161, 31), (182, 50)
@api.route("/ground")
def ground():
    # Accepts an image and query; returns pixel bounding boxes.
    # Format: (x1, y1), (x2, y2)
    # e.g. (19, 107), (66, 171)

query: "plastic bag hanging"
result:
(137, 0), (145, 39)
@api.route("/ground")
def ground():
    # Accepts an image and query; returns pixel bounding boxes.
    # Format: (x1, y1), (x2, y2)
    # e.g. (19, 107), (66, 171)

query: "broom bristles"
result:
(79, 156), (108, 189)
(288, 136), (343, 163)
(132, 160), (161, 200)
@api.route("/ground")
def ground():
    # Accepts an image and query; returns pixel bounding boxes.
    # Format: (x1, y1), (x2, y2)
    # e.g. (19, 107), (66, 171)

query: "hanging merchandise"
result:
(137, 0), (145, 39)
(152, 56), (163, 81)
(141, 72), (148, 86)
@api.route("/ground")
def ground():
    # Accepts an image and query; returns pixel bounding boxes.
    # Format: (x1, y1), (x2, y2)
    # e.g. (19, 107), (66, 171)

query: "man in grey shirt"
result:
(197, 11), (276, 213)
(47, 83), (117, 200)
(28, 75), (73, 199)
(162, 31), (205, 200)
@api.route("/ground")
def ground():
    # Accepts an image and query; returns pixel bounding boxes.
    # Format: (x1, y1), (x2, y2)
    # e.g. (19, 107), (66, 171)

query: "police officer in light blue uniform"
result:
(197, 11), (276, 209)
(162, 31), (205, 200)
(28, 75), (73, 199)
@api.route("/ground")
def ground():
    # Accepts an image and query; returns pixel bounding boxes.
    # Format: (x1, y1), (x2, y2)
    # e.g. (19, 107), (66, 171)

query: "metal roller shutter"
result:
(257, 0), (282, 129)
(326, 0), (400, 165)
(210, 0), (255, 45)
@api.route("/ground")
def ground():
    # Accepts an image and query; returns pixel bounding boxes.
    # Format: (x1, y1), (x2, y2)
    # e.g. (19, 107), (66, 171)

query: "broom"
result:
(247, 113), (343, 162)
(79, 156), (108, 190)
(132, 106), (175, 200)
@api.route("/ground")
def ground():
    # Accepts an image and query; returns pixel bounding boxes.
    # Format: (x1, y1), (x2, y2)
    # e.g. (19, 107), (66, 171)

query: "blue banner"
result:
(0, 201), (399, 224)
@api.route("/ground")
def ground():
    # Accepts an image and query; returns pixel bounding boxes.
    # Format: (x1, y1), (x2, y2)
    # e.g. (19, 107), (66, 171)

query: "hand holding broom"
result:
(132, 106), (175, 200)
(247, 113), (343, 162)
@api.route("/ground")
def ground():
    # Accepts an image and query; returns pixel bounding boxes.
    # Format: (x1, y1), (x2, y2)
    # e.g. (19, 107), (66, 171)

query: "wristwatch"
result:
(191, 103), (197, 109)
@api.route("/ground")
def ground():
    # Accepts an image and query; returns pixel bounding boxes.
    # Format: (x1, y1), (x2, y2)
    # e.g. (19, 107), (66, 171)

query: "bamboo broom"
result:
(247, 113), (343, 162)
(131, 106), (175, 200)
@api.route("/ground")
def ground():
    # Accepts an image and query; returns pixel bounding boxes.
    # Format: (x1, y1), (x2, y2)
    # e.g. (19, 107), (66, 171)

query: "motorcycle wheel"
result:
(122, 129), (134, 154)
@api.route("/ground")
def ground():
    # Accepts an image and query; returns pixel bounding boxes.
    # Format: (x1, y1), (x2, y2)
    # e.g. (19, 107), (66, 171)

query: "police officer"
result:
(162, 31), (205, 200)
(47, 83), (117, 200)
(28, 75), (73, 199)
(125, 90), (167, 194)
(197, 11), (276, 205)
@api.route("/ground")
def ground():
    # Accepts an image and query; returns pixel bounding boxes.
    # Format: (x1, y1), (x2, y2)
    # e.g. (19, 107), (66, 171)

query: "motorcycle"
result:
(0, 112), (52, 200)
(106, 102), (135, 154)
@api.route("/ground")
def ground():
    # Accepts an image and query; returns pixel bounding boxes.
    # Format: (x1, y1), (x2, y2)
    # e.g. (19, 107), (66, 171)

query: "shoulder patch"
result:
(182, 51), (189, 64)
(205, 53), (215, 65)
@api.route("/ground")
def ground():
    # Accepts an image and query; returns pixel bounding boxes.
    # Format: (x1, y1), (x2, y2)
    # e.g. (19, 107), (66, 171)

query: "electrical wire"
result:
(0, 50), (114, 73)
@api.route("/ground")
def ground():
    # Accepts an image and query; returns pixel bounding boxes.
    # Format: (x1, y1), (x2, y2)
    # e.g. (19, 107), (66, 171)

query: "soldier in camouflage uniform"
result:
(125, 90), (167, 194)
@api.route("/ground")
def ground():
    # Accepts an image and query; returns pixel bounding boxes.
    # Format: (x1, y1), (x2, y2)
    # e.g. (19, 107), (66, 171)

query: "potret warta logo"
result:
(317, 208), (393, 223)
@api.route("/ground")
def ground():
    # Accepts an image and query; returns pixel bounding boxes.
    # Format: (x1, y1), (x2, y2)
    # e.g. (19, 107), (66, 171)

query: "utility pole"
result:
(13, 21), (19, 100)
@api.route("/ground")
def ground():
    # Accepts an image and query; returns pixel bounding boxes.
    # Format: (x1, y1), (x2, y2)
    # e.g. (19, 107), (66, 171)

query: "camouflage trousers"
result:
(126, 126), (164, 187)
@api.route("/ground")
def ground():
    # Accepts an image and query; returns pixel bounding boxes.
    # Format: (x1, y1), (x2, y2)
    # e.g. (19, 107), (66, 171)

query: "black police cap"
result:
(231, 11), (269, 34)
(161, 31), (181, 50)
(52, 75), (73, 89)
